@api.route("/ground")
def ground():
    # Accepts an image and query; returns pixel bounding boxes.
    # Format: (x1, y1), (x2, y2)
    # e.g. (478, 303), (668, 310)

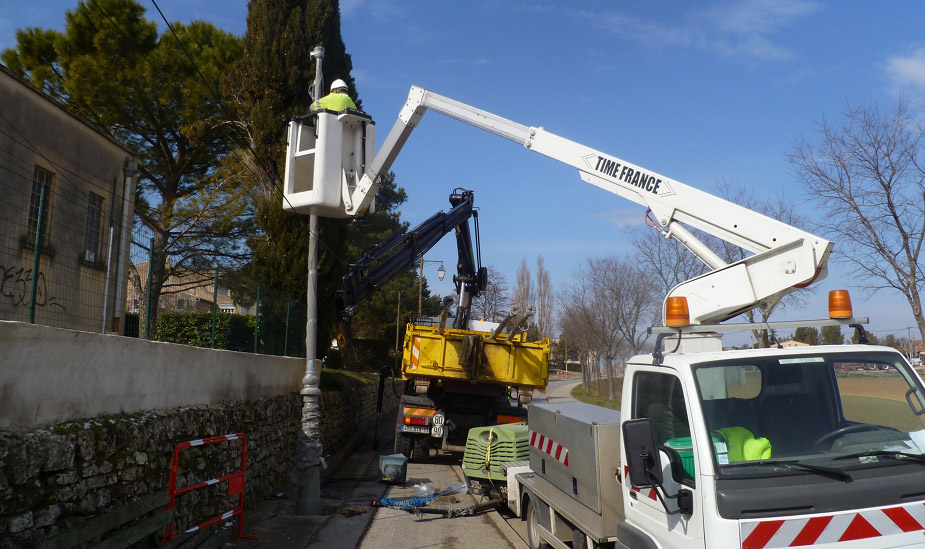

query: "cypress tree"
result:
(225, 0), (419, 362)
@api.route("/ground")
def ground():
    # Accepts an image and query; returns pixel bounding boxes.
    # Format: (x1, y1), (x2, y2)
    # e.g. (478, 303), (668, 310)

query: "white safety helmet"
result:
(330, 79), (348, 92)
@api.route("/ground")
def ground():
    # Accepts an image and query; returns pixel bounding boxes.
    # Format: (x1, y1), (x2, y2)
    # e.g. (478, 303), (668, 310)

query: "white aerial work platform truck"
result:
(284, 86), (925, 549)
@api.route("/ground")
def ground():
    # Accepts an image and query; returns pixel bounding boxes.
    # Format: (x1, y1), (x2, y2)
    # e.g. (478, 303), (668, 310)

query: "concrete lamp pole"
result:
(295, 46), (326, 517)
(417, 258), (446, 314)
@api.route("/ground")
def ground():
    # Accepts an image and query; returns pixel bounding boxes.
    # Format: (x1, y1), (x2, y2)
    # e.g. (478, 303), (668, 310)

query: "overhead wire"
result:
(81, 0), (354, 269)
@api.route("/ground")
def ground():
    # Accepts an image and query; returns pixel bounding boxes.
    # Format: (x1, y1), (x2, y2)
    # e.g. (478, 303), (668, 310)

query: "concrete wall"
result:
(0, 321), (402, 547)
(0, 321), (305, 431)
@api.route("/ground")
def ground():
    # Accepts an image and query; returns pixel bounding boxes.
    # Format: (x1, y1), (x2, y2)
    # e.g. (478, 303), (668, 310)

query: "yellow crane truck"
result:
(335, 189), (549, 461)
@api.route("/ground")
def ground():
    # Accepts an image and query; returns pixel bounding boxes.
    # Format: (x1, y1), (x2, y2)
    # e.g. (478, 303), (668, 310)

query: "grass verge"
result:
(570, 378), (623, 411)
(319, 369), (379, 392)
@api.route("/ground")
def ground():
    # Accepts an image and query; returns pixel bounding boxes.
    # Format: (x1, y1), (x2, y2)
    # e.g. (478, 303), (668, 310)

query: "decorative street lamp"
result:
(418, 258), (446, 314)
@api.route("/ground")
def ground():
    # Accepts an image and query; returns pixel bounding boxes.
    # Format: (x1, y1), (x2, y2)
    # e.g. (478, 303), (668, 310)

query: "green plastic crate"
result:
(664, 436), (724, 480)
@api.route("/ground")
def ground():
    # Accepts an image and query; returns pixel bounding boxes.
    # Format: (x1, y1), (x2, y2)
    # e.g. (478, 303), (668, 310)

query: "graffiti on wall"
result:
(0, 264), (66, 312)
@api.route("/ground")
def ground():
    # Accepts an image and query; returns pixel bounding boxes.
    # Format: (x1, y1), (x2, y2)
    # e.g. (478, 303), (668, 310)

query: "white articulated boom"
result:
(286, 85), (833, 325)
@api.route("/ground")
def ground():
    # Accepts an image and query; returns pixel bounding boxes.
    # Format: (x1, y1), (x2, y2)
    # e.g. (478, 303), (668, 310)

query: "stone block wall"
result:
(319, 380), (401, 454)
(0, 378), (401, 548)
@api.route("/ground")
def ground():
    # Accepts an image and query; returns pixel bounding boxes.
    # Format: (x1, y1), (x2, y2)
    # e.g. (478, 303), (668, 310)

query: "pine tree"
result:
(3, 0), (246, 332)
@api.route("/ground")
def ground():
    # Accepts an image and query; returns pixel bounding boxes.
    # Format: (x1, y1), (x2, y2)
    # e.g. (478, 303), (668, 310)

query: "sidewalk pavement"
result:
(223, 413), (396, 548)
(222, 410), (527, 548)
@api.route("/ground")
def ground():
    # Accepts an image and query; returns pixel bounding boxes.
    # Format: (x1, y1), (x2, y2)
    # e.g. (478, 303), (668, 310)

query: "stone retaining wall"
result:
(0, 379), (400, 548)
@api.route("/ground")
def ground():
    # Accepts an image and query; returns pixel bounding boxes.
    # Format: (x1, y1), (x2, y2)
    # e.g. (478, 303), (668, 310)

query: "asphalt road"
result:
(311, 378), (581, 548)
(537, 377), (582, 403)
(307, 441), (526, 549)
(227, 377), (582, 548)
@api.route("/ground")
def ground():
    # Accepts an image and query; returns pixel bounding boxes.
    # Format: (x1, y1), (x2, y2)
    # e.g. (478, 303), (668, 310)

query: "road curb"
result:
(451, 465), (529, 549)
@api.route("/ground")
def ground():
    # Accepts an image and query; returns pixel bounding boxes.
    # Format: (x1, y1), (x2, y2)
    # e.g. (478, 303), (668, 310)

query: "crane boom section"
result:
(339, 192), (477, 316)
(344, 86), (832, 324)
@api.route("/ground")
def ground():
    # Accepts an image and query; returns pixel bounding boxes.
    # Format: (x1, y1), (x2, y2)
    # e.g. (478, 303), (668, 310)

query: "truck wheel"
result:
(412, 436), (431, 463)
(394, 433), (412, 459)
(525, 499), (549, 549)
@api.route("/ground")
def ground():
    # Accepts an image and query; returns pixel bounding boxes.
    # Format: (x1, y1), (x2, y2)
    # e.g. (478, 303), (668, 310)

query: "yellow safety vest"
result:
(312, 93), (357, 112)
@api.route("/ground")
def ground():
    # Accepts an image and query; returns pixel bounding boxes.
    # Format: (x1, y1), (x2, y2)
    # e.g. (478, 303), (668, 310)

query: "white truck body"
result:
(507, 344), (925, 549)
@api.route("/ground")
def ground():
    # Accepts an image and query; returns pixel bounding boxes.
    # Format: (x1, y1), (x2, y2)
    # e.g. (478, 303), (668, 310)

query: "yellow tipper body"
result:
(402, 323), (549, 389)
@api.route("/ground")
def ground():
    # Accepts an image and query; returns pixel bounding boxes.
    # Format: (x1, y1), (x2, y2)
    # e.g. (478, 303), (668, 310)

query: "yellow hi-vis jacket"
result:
(312, 92), (357, 112)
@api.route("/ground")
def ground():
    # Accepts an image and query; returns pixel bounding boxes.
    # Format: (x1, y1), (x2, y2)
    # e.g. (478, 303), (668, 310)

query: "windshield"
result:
(694, 350), (925, 476)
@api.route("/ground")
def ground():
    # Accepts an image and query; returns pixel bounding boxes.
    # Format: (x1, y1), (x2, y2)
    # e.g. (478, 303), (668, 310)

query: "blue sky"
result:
(4, 0), (925, 345)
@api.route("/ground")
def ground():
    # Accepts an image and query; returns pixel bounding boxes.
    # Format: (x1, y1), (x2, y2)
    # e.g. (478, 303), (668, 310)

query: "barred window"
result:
(84, 193), (104, 263)
(27, 166), (54, 247)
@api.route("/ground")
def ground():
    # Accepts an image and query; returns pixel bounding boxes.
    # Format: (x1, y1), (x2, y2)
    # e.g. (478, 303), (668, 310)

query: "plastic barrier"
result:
(163, 433), (258, 542)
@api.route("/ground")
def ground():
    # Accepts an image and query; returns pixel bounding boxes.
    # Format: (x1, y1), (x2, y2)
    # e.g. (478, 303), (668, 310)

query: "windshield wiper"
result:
(724, 460), (853, 482)
(833, 450), (925, 464)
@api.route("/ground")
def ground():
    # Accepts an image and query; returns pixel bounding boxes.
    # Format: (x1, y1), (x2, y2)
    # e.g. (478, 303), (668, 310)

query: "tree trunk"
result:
(140, 229), (170, 339)
(905, 286), (925, 345)
(594, 353), (601, 395)
(582, 352), (590, 391)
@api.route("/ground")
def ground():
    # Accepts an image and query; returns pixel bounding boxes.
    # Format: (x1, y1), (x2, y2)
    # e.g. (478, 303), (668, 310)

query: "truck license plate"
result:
(401, 425), (429, 434)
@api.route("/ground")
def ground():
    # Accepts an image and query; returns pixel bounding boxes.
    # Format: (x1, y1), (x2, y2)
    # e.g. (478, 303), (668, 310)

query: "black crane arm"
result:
(338, 189), (485, 323)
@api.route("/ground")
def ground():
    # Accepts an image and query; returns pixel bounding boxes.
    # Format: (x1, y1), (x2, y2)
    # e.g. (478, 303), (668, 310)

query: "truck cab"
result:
(622, 345), (925, 549)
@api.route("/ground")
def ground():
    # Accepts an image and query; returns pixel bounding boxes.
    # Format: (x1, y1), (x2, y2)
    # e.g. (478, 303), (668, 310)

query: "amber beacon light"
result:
(665, 296), (691, 327)
(828, 290), (853, 319)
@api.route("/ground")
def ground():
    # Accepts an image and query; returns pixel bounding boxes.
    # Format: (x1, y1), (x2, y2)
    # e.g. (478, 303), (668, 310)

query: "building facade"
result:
(0, 64), (136, 334)
(125, 262), (251, 317)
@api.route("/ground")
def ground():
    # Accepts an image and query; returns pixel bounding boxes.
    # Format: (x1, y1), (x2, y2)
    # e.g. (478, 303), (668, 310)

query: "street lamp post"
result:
(418, 258), (446, 314)
(295, 45), (325, 517)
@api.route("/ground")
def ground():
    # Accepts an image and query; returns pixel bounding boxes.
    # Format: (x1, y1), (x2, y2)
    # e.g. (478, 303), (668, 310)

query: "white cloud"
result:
(575, 0), (820, 62)
(589, 207), (643, 229)
(885, 47), (925, 92)
(340, 0), (366, 19)
(705, 0), (820, 35)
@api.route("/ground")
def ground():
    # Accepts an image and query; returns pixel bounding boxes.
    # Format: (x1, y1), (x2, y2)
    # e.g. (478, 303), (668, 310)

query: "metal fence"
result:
(0, 160), (306, 357)
(0, 143), (131, 334)
(125, 223), (307, 357)
(0, 73), (305, 357)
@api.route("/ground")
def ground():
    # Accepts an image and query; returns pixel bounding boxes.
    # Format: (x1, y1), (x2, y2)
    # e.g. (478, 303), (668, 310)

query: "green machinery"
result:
(461, 422), (530, 497)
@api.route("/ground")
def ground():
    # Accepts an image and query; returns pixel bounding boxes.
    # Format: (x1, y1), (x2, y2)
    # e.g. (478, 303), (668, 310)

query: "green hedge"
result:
(155, 312), (258, 352)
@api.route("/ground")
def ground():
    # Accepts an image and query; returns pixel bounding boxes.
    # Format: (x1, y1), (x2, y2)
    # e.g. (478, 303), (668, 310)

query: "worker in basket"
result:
(312, 78), (357, 112)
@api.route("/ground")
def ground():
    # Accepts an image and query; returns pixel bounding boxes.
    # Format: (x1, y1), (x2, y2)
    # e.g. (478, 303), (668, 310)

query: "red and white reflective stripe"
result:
(410, 337), (420, 369)
(529, 430), (569, 466)
(741, 502), (925, 548)
(190, 434), (238, 447)
(623, 465), (658, 501)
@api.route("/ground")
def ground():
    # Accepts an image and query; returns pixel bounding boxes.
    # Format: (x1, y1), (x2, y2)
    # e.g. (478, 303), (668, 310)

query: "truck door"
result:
(624, 370), (705, 549)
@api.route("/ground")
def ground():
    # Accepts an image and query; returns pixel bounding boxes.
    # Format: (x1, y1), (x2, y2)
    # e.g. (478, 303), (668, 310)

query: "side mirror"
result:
(906, 387), (925, 416)
(622, 418), (663, 488)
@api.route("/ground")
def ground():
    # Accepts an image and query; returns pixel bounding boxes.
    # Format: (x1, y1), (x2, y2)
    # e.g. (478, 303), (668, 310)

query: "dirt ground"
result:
(837, 375), (909, 402)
